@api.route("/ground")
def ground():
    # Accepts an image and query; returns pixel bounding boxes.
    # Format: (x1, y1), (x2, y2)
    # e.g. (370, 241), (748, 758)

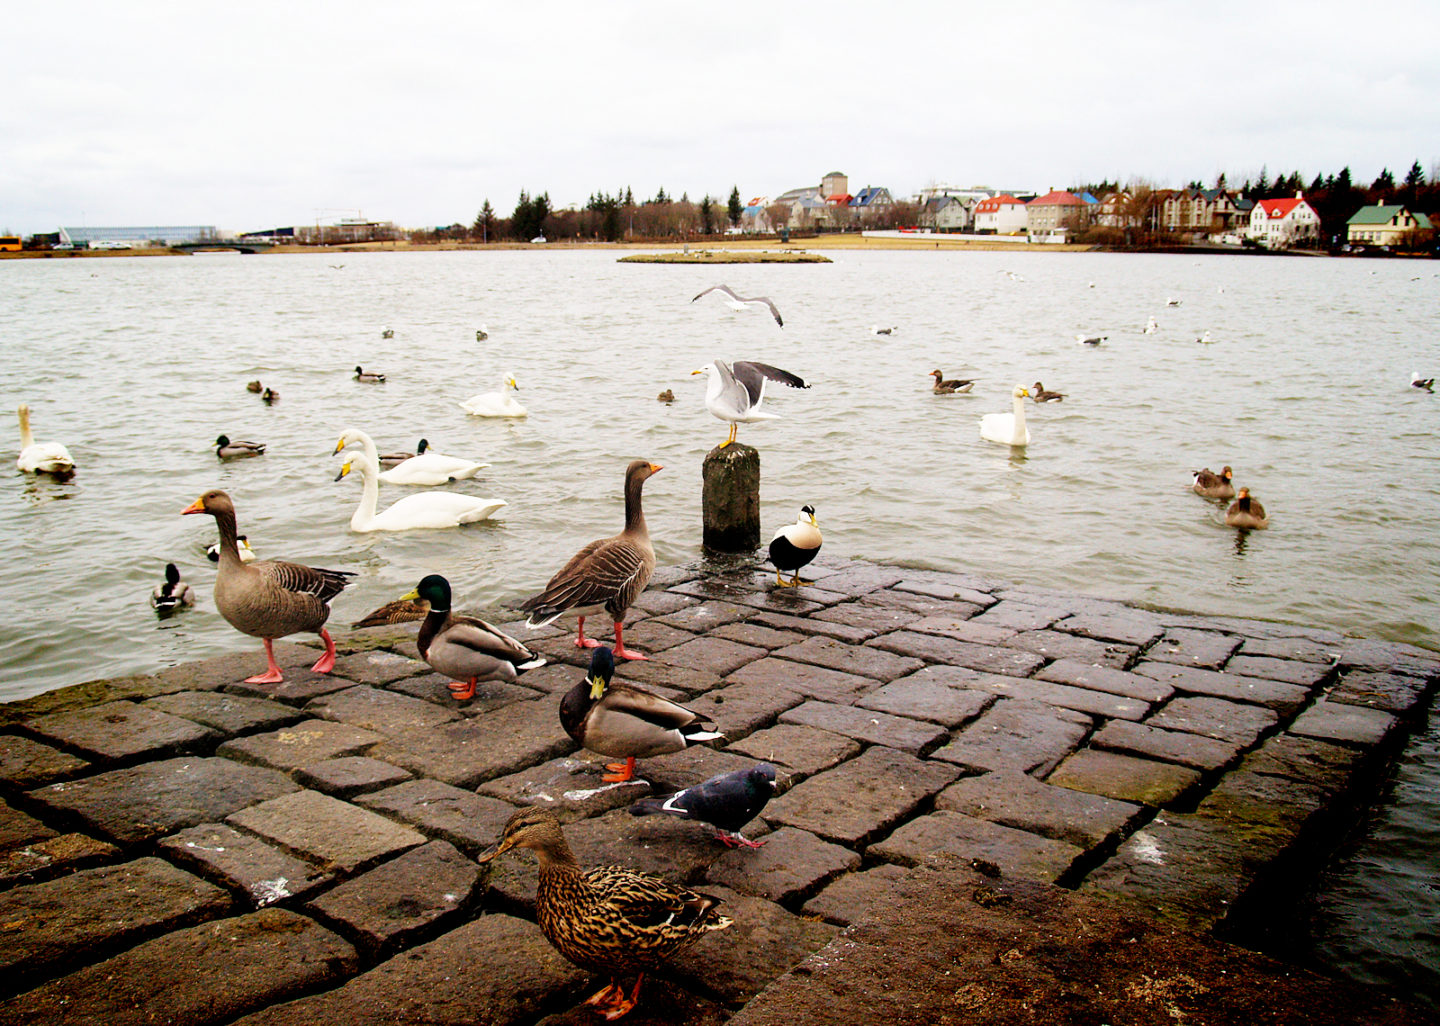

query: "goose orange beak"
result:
(181, 496), (206, 515)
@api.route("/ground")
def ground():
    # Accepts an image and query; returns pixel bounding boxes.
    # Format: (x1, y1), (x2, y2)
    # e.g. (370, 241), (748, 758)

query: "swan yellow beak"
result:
(334, 462), (353, 482)
(333, 437), (348, 456)
(508, 377), (519, 390)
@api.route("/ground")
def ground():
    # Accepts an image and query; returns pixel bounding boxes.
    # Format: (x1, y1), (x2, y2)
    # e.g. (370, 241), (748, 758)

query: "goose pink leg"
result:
(612, 621), (649, 661)
(310, 629), (338, 674)
(245, 639), (285, 684)
(574, 615), (602, 649)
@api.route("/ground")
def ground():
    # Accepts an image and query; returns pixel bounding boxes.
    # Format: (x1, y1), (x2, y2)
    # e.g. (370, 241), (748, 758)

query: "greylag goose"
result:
(1031, 381), (1066, 402)
(353, 365), (386, 383)
(520, 459), (660, 660)
(150, 563), (195, 612)
(402, 574), (545, 700)
(931, 370), (975, 394)
(561, 647), (722, 782)
(1192, 466), (1235, 499)
(691, 284), (783, 326)
(16, 404), (75, 474)
(182, 489), (353, 683)
(215, 434), (265, 459)
(1225, 487), (1269, 529)
(768, 504), (822, 587)
(980, 385), (1031, 446)
(691, 360), (809, 448)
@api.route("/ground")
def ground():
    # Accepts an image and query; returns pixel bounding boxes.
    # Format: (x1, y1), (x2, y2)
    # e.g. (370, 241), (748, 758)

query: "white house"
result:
(973, 194), (1028, 235)
(1247, 193), (1320, 248)
(921, 195), (970, 230)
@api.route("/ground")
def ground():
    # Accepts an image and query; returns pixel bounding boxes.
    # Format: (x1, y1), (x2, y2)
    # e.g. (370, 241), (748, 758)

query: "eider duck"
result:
(208, 535), (255, 563)
(767, 504), (822, 587)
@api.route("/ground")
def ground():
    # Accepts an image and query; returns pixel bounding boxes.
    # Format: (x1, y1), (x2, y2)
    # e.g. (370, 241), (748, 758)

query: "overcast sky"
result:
(4, 1), (1437, 236)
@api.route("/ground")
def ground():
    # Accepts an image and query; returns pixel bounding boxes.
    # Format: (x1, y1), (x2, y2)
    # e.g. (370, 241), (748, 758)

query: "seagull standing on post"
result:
(691, 359), (809, 448)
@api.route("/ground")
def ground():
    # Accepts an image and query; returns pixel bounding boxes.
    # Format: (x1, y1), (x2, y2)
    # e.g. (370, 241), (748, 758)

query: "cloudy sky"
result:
(4, 1), (1437, 235)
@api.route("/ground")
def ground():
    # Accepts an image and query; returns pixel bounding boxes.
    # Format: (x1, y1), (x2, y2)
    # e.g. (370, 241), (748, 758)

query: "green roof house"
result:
(1347, 204), (1432, 246)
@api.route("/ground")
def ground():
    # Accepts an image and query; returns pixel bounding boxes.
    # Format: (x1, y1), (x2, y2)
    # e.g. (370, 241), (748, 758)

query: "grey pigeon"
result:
(628, 763), (778, 847)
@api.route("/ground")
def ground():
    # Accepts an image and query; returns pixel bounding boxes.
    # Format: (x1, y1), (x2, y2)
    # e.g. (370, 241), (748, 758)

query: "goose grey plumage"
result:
(520, 460), (660, 661)
(403, 574), (545, 700)
(182, 489), (353, 683)
(931, 370), (975, 394)
(1192, 466), (1235, 500)
(1031, 381), (1066, 403)
(1225, 487), (1269, 529)
(215, 435), (265, 459)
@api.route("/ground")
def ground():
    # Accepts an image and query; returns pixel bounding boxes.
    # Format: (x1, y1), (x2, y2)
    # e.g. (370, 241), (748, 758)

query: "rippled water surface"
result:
(3, 249), (1437, 698)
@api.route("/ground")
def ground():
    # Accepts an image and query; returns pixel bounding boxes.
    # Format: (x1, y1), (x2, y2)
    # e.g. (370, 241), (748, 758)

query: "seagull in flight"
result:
(692, 359), (809, 447)
(692, 285), (783, 327)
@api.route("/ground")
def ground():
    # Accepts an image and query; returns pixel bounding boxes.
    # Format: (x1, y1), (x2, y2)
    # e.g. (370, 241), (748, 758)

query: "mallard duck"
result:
(979, 385), (1031, 446)
(561, 647), (723, 783)
(931, 370), (975, 394)
(15, 404), (75, 474)
(246, 380), (263, 393)
(182, 489), (353, 683)
(351, 596), (429, 628)
(1411, 373), (1434, 393)
(402, 574), (545, 700)
(150, 562), (195, 612)
(260, 387), (279, 404)
(215, 434), (265, 459)
(478, 807), (732, 1020)
(1192, 466), (1235, 499)
(691, 360), (809, 448)
(354, 365), (387, 383)
(520, 460), (660, 660)
(377, 443), (489, 486)
(381, 328), (394, 339)
(768, 504), (821, 587)
(1226, 487), (1269, 529)
(1075, 334), (1107, 346)
(458, 373), (526, 417)
(333, 428), (505, 532)
(656, 389), (674, 403)
(378, 439), (430, 468)
(476, 325), (488, 341)
(629, 763), (777, 848)
(1031, 381), (1066, 403)
(208, 535), (256, 563)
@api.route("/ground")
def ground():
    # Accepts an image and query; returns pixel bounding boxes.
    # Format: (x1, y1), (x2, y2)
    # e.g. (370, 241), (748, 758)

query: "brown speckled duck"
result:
(182, 490), (353, 683)
(478, 806), (732, 1020)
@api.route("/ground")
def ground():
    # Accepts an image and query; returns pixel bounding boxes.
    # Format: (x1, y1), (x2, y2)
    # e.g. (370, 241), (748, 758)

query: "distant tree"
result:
(728, 186), (743, 227)
(1336, 166), (1353, 191)
(623, 186), (634, 207)
(1214, 172), (1228, 191)
(1309, 173), (1325, 193)
(765, 202), (791, 234)
(510, 191), (532, 240)
(699, 195), (715, 235)
(532, 192), (552, 238)
(1372, 168), (1395, 193)
(650, 186), (669, 205)
(1255, 166), (1270, 196)
(1401, 160), (1425, 206)
(473, 199), (496, 243)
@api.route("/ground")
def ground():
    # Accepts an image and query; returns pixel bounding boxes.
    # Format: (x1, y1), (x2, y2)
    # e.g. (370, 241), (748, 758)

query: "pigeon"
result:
(629, 763), (778, 847)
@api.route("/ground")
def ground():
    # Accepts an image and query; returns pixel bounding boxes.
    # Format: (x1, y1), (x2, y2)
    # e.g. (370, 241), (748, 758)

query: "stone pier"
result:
(0, 559), (1434, 1024)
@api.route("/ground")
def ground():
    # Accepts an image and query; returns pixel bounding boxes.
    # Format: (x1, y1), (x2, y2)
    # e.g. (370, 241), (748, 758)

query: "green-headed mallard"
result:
(767, 504), (821, 588)
(561, 646), (722, 782)
(402, 574), (545, 700)
(1226, 487), (1269, 530)
(182, 489), (353, 683)
(150, 562), (195, 613)
(215, 434), (265, 459)
(354, 365), (387, 383)
(478, 806), (732, 1020)
(520, 460), (660, 660)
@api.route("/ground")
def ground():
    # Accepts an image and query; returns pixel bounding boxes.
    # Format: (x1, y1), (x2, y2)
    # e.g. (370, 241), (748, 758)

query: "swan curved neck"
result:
(17, 407), (34, 449)
(346, 434), (381, 530)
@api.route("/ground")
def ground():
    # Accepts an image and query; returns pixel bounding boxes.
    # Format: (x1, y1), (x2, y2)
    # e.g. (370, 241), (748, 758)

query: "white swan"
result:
(979, 385), (1031, 447)
(333, 429), (505, 532)
(378, 447), (490, 486)
(16, 404), (75, 474)
(459, 374), (527, 417)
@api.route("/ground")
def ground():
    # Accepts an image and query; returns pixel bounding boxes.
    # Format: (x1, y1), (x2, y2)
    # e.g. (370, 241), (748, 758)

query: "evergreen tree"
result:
(1336, 166), (1353, 191)
(1403, 160), (1425, 189)
(1310, 173), (1325, 193)
(728, 186), (743, 227)
(624, 186), (634, 207)
(1372, 168), (1395, 193)
(651, 186), (669, 205)
(1255, 166), (1270, 196)
(699, 195), (714, 235)
(511, 191), (532, 240)
(473, 199), (495, 243)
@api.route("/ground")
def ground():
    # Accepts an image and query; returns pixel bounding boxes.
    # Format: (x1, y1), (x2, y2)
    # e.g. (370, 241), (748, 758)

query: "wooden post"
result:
(702, 443), (760, 552)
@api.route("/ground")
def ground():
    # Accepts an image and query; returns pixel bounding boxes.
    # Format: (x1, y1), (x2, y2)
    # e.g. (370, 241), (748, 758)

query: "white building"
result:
(1247, 193), (1320, 249)
(973, 194), (1028, 235)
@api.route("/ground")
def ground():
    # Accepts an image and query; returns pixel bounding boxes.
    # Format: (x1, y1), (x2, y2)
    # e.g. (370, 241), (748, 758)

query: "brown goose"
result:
(182, 490), (354, 683)
(930, 369), (975, 394)
(1031, 381), (1066, 403)
(520, 460), (660, 661)
(1192, 465), (1235, 500)
(1225, 487), (1269, 529)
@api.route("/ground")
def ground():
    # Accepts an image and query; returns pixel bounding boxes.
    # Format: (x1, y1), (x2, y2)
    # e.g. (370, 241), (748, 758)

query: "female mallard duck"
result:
(182, 489), (354, 683)
(377, 443), (489, 486)
(478, 806), (732, 1021)
(333, 428), (506, 531)
(1031, 381), (1066, 403)
(459, 373), (527, 417)
(931, 369), (975, 394)
(520, 460), (660, 660)
(1225, 487), (1269, 529)
(246, 380), (263, 393)
(402, 574), (545, 700)
(351, 595), (429, 628)
(16, 404), (75, 474)
(979, 385), (1031, 446)
(768, 504), (821, 587)
(354, 365), (387, 383)
(561, 647), (723, 783)
(378, 438), (431, 469)
(215, 434), (265, 459)
(150, 562), (195, 613)
(1192, 466), (1235, 500)
(208, 535), (255, 563)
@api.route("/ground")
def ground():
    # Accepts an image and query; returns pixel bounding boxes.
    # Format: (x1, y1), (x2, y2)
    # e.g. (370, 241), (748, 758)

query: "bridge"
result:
(170, 239), (279, 255)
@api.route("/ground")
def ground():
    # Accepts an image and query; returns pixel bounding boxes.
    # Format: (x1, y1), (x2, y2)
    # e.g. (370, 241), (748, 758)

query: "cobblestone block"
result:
(159, 823), (332, 906)
(728, 657), (880, 703)
(614, 659), (725, 696)
(1326, 671), (1435, 715)
(1131, 661), (1311, 713)
(1047, 749), (1202, 807)
(870, 810), (1081, 883)
(0, 832), (118, 890)
(152, 643), (316, 693)
(683, 680), (805, 741)
(764, 746), (959, 846)
(219, 719), (384, 771)
(857, 673), (992, 727)
(772, 635), (925, 682)
(356, 778), (517, 853)
(304, 685), (461, 734)
(1143, 628), (1242, 669)
(968, 600), (1064, 632)
(294, 756), (412, 798)
(936, 770), (1141, 849)
(220, 663), (358, 705)
(654, 600), (755, 633)
(1224, 655), (1334, 687)
(630, 589), (701, 617)
(1238, 636), (1342, 664)
(779, 701), (948, 755)
(728, 587), (828, 616)
(27, 756), (298, 846)
(1053, 612), (1164, 647)
(705, 826), (859, 902)
(0, 801), (56, 848)
(808, 566), (904, 596)
(891, 577), (996, 607)
(929, 699), (1091, 776)
(1239, 735), (1368, 794)
(725, 724), (861, 780)
(668, 574), (763, 602)
(1035, 658), (1172, 703)
(388, 673), (539, 714)
(712, 622), (808, 650)
(1197, 770), (1331, 834)
(1090, 719), (1242, 771)
(659, 636), (769, 675)
(306, 840), (479, 956)
(801, 862), (909, 925)
(1004, 629), (1138, 669)
(750, 610), (874, 645)
(1289, 701), (1398, 747)
(330, 649), (431, 685)
(902, 613), (1017, 645)
(857, 591), (985, 621)
(227, 790), (425, 873)
(620, 618), (697, 653)
(145, 691), (302, 737)
(368, 695), (573, 788)
(0, 857), (231, 994)
(640, 745), (765, 795)
(1147, 696), (1278, 747)
(813, 599), (921, 637)
(0, 735), (89, 789)
(867, 630), (1046, 677)
(477, 755), (648, 822)
(24, 700), (217, 763)
(961, 672), (1152, 721)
